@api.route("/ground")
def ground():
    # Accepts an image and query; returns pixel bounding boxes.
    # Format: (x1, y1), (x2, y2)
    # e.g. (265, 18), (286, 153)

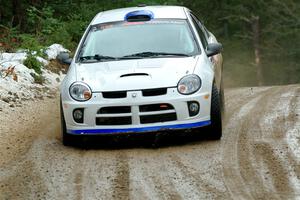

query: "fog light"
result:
(188, 101), (199, 117)
(73, 108), (84, 123)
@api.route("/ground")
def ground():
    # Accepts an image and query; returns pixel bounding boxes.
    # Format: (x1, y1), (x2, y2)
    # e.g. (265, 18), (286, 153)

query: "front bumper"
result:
(68, 120), (211, 135)
(62, 87), (211, 135)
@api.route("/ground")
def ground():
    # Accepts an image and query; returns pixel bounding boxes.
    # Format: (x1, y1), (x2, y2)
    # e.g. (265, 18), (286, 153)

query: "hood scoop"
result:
(120, 73), (149, 78)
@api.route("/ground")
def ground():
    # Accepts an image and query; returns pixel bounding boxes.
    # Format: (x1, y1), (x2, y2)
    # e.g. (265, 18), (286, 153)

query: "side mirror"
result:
(57, 52), (72, 65)
(205, 43), (223, 57)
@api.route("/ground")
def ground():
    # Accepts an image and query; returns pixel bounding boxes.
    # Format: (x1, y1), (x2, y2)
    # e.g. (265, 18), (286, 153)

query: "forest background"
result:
(0, 0), (299, 87)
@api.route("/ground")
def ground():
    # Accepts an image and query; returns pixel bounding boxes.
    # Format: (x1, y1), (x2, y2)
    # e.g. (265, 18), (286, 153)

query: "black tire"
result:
(60, 102), (74, 146)
(207, 83), (223, 140)
(220, 79), (225, 114)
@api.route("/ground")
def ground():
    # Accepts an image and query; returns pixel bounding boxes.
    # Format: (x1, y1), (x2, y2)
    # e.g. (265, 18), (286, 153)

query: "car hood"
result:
(75, 57), (198, 92)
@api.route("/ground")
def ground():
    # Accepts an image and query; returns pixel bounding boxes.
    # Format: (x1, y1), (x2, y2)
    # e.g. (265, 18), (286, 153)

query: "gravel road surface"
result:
(0, 85), (299, 200)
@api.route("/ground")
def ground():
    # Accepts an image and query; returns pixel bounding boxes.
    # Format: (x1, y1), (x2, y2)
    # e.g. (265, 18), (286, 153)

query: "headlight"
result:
(69, 82), (92, 101)
(177, 75), (201, 95)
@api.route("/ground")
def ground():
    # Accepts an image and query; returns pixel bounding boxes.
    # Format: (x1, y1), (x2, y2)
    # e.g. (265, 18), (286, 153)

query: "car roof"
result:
(91, 6), (188, 25)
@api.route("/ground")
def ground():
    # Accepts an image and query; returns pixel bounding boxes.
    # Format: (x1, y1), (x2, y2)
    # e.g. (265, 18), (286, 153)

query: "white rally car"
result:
(60, 6), (224, 146)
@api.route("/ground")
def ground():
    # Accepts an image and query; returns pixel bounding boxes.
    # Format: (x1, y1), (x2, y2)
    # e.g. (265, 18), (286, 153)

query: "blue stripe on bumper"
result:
(67, 120), (211, 135)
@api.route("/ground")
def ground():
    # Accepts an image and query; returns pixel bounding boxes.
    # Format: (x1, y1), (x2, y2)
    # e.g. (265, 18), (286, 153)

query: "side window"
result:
(202, 25), (210, 39)
(190, 15), (208, 49)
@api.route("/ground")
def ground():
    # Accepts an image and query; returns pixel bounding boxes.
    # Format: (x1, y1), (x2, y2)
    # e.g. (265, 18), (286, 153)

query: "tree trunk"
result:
(12, 0), (22, 27)
(251, 15), (263, 86)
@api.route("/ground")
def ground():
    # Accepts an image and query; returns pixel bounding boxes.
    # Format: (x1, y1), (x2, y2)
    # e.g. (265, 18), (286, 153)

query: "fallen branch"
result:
(0, 65), (18, 81)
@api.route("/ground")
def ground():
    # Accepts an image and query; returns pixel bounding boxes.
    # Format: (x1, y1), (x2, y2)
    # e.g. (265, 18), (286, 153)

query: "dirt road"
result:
(0, 85), (299, 200)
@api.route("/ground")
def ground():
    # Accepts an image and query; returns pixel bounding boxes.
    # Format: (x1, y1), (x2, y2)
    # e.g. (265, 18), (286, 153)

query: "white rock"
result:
(45, 44), (69, 60)
(42, 68), (65, 87)
(36, 56), (49, 66)
(0, 52), (27, 63)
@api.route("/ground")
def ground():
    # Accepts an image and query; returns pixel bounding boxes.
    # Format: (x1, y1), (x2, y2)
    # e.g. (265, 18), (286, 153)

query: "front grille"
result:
(102, 91), (127, 98)
(95, 103), (177, 126)
(98, 106), (131, 114)
(139, 104), (174, 112)
(96, 117), (132, 125)
(142, 88), (167, 96)
(140, 113), (177, 124)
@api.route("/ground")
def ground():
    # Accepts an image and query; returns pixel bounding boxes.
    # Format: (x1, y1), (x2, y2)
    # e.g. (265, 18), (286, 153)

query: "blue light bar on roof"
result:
(124, 10), (154, 21)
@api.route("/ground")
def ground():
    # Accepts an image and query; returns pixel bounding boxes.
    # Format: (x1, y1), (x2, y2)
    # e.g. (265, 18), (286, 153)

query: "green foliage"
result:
(26, 6), (62, 36)
(24, 54), (43, 75)
(18, 34), (45, 55)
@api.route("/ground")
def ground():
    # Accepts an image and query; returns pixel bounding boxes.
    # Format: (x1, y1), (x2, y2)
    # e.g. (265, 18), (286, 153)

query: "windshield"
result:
(77, 19), (199, 62)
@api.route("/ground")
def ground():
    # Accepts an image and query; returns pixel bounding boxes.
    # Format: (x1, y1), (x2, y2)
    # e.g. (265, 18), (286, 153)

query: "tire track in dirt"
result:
(112, 153), (130, 200)
(222, 85), (300, 199)
(254, 86), (300, 197)
(0, 160), (48, 200)
(128, 154), (162, 200)
(286, 87), (300, 176)
(219, 86), (276, 199)
(221, 86), (280, 199)
(236, 87), (284, 199)
(253, 141), (296, 198)
(146, 169), (182, 200)
(78, 151), (118, 200)
(169, 154), (229, 199)
(142, 144), (226, 199)
(224, 87), (271, 125)
(74, 172), (83, 200)
(157, 155), (204, 199)
(128, 150), (183, 200)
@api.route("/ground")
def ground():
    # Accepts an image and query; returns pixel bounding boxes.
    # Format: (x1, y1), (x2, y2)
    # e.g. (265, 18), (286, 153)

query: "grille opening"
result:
(139, 103), (174, 112)
(98, 106), (131, 114)
(96, 117), (132, 125)
(142, 88), (167, 96)
(140, 113), (177, 124)
(102, 91), (127, 98)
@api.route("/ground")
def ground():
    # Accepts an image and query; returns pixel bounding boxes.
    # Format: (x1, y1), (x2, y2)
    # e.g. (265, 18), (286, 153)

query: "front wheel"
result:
(60, 102), (74, 146)
(207, 83), (223, 140)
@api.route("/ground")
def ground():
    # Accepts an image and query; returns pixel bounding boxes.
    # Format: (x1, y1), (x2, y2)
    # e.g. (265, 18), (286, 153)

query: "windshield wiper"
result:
(79, 54), (118, 62)
(122, 52), (190, 58)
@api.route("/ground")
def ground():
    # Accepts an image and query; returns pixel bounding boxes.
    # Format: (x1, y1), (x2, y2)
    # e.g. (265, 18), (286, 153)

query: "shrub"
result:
(18, 34), (45, 55)
(24, 54), (43, 74)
